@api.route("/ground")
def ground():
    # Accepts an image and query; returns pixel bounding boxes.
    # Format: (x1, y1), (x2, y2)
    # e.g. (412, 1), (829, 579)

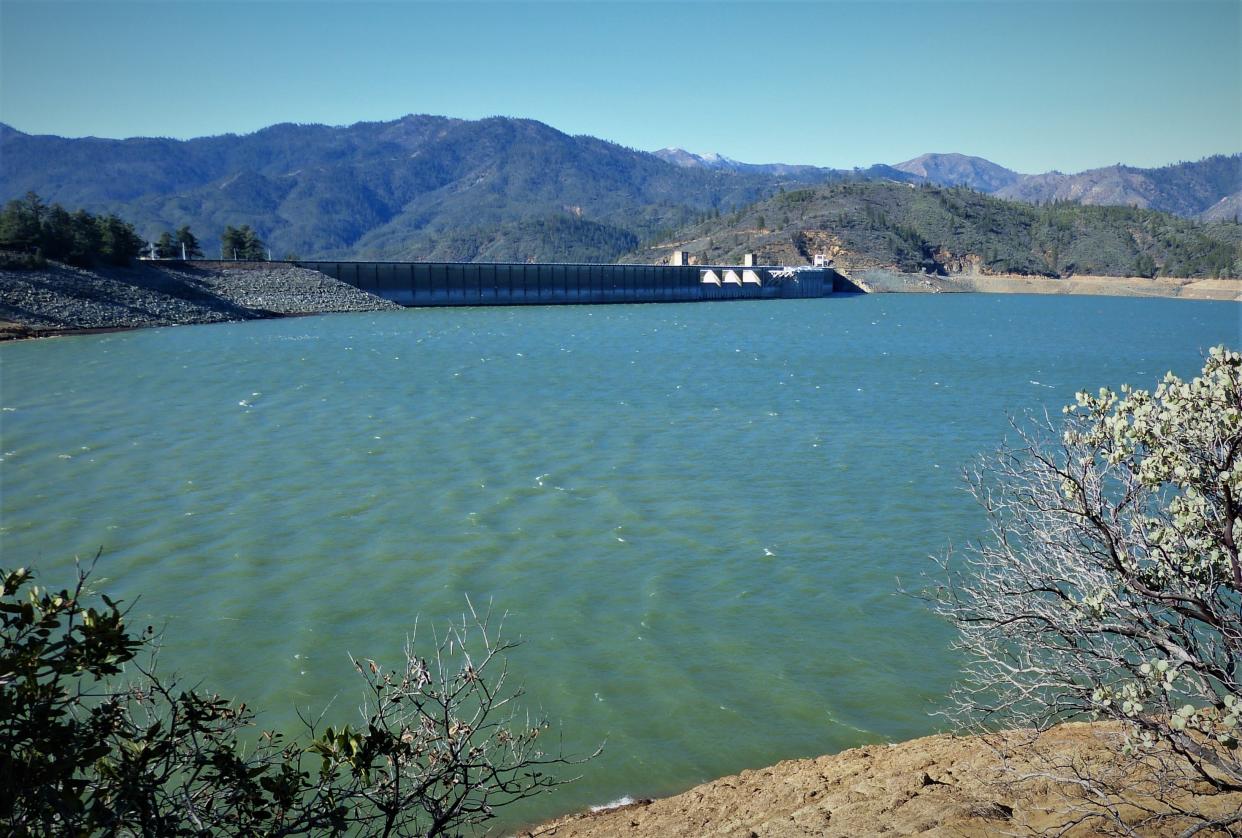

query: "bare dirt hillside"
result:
(853, 270), (1242, 302)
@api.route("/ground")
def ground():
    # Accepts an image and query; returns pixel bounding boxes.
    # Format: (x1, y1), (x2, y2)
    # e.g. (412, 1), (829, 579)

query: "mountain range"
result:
(1, 115), (1238, 263)
(661, 147), (1241, 221)
(0, 117), (806, 262)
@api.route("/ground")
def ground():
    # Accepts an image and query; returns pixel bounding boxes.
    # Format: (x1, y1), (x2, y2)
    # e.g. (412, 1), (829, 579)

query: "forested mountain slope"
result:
(3, 117), (1236, 262)
(0, 117), (825, 262)
(624, 181), (1242, 278)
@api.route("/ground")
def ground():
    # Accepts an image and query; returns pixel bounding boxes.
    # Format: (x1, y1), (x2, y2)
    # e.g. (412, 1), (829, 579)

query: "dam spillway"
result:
(295, 260), (836, 307)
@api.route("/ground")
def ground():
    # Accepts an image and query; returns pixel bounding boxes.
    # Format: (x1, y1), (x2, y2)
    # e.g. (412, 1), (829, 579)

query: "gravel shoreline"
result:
(0, 260), (400, 340)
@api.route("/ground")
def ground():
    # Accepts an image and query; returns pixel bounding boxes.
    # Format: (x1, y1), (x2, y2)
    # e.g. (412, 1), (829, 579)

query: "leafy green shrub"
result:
(0, 561), (588, 836)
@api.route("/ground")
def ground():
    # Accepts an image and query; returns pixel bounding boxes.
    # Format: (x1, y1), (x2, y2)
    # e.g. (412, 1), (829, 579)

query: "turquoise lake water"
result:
(0, 293), (1237, 829)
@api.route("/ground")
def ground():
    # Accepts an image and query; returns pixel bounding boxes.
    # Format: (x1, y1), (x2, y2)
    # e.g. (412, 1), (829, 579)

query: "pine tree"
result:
(238, 225), (266, 260)
(221, 226), (244, 260)
(155, 231), (177, 259)
(40, 205), (76, 260)
(69, 210), (101, 265)
(0, 193), (44, 253)
(175, 225), (203, 259)
(222, 225), (266, 260)
(96, 215), (144, 265)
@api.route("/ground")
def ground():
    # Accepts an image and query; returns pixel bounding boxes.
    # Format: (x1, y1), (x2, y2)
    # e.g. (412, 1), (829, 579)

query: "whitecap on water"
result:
(590, 796), (634, 813)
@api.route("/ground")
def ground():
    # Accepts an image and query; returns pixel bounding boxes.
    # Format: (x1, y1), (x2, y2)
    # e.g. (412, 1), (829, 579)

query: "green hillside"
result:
(625, 181), (1242, 279)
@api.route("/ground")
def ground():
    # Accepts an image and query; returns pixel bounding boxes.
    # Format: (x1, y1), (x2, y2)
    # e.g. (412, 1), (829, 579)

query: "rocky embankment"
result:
(0, 260), (400, 339)
(525, 722), (1241, 837)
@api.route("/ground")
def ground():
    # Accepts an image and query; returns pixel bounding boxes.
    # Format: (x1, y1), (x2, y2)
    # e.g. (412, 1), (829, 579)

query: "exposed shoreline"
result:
(522, 722), (1242, 837)
(2, 262), (1237, 343)
(852, 269), (1242, 301)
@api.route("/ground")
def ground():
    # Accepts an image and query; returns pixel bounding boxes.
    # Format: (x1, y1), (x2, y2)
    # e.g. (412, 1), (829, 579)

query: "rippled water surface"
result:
(1, 294), (1237, 828)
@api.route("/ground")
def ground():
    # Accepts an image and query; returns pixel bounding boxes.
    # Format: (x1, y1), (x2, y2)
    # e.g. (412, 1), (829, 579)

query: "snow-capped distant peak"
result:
(653, 148), (740, 170)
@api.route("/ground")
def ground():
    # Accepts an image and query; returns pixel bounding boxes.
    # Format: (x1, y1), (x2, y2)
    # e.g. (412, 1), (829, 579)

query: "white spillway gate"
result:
(700, 266), (800, 285)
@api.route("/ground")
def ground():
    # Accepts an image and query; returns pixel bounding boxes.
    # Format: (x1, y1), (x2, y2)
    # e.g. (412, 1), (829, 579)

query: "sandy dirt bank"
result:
(853, 270), (1242, 302)
(523, 723), (1241, 837)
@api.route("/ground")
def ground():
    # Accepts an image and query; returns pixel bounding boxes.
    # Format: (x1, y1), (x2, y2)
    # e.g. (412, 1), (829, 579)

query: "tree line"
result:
(0, 192), (273, 268)
(0, 192), (146, 267)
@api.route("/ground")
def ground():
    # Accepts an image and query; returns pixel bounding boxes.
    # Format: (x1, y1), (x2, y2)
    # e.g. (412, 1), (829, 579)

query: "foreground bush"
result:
(935, 346), (1241, 834)
(0, 561), (586, 836)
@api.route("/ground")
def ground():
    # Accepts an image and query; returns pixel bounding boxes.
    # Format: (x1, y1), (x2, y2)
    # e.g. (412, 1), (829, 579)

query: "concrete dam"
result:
(296, 260), (841, 307)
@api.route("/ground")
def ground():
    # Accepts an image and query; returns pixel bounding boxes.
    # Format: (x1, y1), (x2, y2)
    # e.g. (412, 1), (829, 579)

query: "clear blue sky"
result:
(2, 0), (1238, 173)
